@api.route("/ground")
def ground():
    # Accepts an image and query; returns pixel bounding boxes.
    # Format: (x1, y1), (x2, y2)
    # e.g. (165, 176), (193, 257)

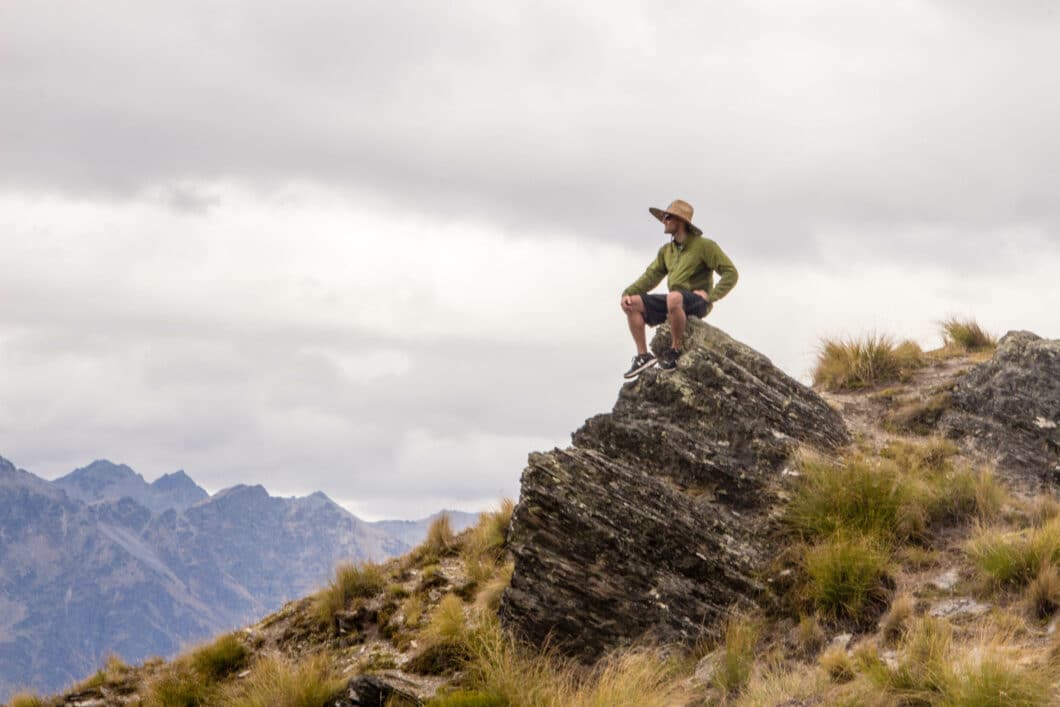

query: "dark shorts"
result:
(640, 290), (711, 327)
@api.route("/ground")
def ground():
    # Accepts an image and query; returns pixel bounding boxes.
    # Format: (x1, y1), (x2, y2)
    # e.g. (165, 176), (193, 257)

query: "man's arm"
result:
(701, 240), (738, 301)
(622, 248), (667, 297)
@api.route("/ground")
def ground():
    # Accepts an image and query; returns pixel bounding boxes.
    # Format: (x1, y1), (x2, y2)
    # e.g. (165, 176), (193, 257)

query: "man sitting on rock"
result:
(620, 199), (739, 378)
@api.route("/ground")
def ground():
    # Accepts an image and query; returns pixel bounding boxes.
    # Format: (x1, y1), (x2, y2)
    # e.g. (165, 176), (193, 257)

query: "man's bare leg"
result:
(666, 291), (686, 350)
(621, 296), (648, 355)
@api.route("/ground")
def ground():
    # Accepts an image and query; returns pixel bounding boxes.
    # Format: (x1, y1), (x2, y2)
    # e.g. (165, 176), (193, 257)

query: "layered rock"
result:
(941, 331), (1060, 482)
(500, 319), (849, 658)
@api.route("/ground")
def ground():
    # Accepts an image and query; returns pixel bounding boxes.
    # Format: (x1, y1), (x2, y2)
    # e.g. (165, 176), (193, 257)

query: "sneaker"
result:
(658, 347), (681, 370)
(623, 352), (657, 379)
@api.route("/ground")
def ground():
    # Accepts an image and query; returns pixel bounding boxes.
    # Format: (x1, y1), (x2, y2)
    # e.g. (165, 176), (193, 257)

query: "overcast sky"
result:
(2, 1), (1059, 519)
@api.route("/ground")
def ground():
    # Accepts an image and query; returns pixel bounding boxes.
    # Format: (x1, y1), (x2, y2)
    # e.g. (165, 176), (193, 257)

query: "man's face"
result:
(663, 213), (680, 236)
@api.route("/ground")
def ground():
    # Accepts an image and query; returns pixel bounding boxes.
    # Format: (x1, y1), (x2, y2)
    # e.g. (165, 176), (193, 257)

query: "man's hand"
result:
(621, 295), (634, 308)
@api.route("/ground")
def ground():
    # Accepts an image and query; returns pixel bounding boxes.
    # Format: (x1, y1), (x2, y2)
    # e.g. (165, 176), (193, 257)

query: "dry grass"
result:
(460, 616), (690, 707)
(189, 633), (249, 683)
(415, 513), (457, 564)
(7, 694), (49, 707)
(217, 653), (344, 707)
(462, 500), (515, 586)
(712, 613), (761, 696)
(795, 615), (826, 656)
(813, 334), (924, 391)
(967, 517), (1060, 589)
(425, 594), (468, 644)
(312, 560), (386, 625)
(801, 532), (892, 622)
(878, 594), (915, 644)
(883, 392), (952, 435)
(1024, 563), (1060, 619)
(819, 645), (856, 683)
(940, 317), (997, 352)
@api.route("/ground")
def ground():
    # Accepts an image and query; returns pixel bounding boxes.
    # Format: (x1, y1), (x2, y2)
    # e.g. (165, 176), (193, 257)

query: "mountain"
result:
(54, 460), (209, 512)
(0, 459), (472, 699)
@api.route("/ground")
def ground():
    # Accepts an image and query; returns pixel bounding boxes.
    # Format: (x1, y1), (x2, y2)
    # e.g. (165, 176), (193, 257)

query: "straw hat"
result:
(649, 199), (702, 237)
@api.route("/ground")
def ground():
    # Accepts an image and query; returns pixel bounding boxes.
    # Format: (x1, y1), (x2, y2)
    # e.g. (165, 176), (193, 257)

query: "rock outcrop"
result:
(941, 331), (1060, 482)
(500, 319), (849, 658)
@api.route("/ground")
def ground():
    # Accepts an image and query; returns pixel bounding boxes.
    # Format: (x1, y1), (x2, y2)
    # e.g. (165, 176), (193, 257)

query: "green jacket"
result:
(623, 234), (739, 301)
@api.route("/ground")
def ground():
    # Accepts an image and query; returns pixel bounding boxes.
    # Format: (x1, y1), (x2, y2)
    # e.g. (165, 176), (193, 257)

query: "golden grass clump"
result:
(462, 500), (515, 585)
(812, 334), (924, 391)
(818, 645), (856, 683)
(416, 513), (457, 564)
(7, 694), (48, 707)
(1024, 563), (1060, 619)
(474, 562), (514, 615)
(312, 560), (386, 625)
(712, 613), (761, 696)
(459, 616), (690, 707)
(217, 653), (344, 707)
(966, 516), (1060, 589)
(144, 661), (212, 707)
(940, 317), (998, 352)
(878, 594), (915, 643)
(425, 594), (468, 644)
(864, 615), (1050, 705)
(189, 633), (250, 683)
(801, 533), (892, 622)
(795, 614), (826, 656)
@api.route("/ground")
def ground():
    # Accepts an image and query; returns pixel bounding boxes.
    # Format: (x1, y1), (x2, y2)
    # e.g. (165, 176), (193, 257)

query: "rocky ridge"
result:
(500, 318), (849, 657)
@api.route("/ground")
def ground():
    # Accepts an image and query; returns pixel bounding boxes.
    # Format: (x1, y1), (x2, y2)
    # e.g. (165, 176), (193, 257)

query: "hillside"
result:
(0, 461), (476, 700)
(13, 318), (1060, 706)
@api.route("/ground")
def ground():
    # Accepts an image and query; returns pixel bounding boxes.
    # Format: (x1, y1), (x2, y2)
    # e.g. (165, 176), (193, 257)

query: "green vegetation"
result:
(217, 654), (344, 707)
(189, 633), (249, 682)
(712, 613), (761, 695)
(862, 616), (1050, 705)
(312, 560), (386, 625)
(801, 533), (891, 621)
(941, 317), (997, 352)
(967, 517), (1060, 588)
(813, 334), (924, 391)
(7, 693), (48, 707)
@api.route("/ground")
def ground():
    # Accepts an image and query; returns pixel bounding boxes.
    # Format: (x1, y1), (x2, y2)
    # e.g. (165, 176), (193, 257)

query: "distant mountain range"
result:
(0, 455), (478, 699)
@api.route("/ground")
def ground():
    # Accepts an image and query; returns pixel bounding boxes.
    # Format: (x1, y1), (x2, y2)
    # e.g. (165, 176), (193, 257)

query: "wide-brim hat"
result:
(649, 199), (702, 236)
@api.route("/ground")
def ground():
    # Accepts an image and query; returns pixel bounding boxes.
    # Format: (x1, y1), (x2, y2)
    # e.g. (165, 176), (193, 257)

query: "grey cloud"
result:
(3, 1), (1060, 263)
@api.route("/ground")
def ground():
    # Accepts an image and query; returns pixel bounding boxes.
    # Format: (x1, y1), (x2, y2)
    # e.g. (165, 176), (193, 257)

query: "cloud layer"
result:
(2, 2), (1058, 517)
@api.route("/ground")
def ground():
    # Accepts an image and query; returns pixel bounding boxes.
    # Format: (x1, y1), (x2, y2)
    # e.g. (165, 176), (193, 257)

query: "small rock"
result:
(929, 569), (960, 591)
(929, 598), (989, 619)
(692, 651), (719, 686)
(830, 633), (852, 651)
(332, 674), (421, 706)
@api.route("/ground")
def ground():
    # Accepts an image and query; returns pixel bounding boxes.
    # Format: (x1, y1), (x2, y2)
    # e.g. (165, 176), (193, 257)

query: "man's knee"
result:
(622, 295), (643, 314)
(666, 291), (683, 311)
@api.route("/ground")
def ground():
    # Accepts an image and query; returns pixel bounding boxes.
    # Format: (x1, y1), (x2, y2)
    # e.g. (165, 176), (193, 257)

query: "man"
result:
(620, 199), (738, 378)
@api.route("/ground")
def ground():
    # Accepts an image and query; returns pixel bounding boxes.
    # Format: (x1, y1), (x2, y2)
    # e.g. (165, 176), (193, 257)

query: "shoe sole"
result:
(623, 359), (658, 379)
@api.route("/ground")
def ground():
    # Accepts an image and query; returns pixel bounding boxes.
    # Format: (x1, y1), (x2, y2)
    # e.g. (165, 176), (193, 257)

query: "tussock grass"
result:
(712, 613), (761, 696)
(460, 617), (689, 707)
(428, 690), (508, 707)
(863, 615), (1050, 705)
(75, 654), (130, 691)
(474, 562), (513, 615)
(425, 594), (468, 644)
(801, 533), (891, 621)
(8, 694), (48, 707)
(787, 441), (1002, 549)
(312, 560), (386, 625)
(967, 517), (1060, 589)
(795, 614), (826, 656)
(144, 661), (212, 707)
(415, 513), (457, 564)
(217, 653), (344, 707)
(940, 317), (997, 352)
(819, 645), (856, 683)
(813, 334), (924, 391)
(1028, 494), (1060, 527)
(879, 594), (915, 644)
(884, 392), (952, 435)
(462, 500), (515, 586)
(1025, 563), (1060, 618)
(401, 593), (425, 628)
(189, 633), (249, 683)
